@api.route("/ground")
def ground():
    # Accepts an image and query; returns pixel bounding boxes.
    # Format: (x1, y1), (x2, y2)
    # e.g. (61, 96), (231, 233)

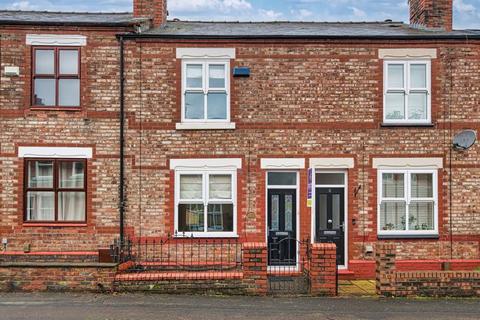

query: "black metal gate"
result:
(267, 237), (311, 295)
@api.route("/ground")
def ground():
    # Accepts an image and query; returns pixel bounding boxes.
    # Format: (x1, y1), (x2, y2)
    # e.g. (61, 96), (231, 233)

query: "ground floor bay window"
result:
(172, 158), (240, 237)
(377, 169), (438, 237)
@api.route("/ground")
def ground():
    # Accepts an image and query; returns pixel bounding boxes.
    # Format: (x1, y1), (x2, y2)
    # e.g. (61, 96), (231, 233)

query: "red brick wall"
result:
(310, 243), (337, 296)
(409, 0), (453, 31)
(242, 242), (267, 295)
(0, 25), (130, 252)
(133, 0), (167, 27)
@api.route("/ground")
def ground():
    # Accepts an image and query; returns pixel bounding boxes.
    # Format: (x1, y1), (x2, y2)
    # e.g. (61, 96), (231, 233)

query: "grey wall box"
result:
(233, 67), (250, 77)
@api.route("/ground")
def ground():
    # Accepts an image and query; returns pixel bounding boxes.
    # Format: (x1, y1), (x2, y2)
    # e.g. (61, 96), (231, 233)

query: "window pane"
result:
(59, 161), (85, 188)
(332, 194), (340, 229)
(207, 204), (233, 232)
(410, 64), (426, 88)
(59, 50), (79, 75)
(315, 173), (344, 185)
(178, 204), (204, 232)
(318, 194), (327, 230)
(180, 175), (202, 199)
(209, 64), (225, 88)
(209, 175), (232, 199)
(408, 92), (427, 120)
(268, 172), (297, 186)
(207, 92), (227, 120)
(28, 161), (53, 188)
(58, 192), (85, 221)
(411, 173), (433, 198)
(382, 173), (404, 198)
(385, 93), (405, 120)
(186, 64), (203, 88)
(35, 50), (54, 74)
(34, 79), (55, 106)
(26, 191), (54, 221)
(380, 201), (406, 231)
(387, 64), (404, 88)
(59, 79), (80, 106)
(409, 201), (434, 231)
(185, 92), (204, 119)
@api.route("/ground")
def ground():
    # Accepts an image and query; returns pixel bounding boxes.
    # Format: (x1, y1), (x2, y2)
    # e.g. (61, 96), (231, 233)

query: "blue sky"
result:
(0, 0), (479, 29)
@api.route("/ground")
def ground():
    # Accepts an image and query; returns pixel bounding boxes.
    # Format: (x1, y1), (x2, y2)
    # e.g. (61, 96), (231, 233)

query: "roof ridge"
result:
(0, 10), (132, 15)
(167, 20), (405, 25)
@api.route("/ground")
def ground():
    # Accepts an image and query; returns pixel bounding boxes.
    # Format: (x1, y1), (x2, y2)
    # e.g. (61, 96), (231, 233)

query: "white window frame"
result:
(181, 59), (231, 124)
(377, 169), (438, 237)
(174, 169), (237, 238)
(383, 60), (431, 124)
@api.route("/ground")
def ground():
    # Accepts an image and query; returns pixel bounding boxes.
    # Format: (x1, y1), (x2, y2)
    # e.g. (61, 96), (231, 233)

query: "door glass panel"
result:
(268, 172), (296, 186)
(271, 194), (279, 231)
(318, 194), (327, 230)
(285, 194), (293, 231)
(332, 194), (340, 229)
(316, 173), (344, 185)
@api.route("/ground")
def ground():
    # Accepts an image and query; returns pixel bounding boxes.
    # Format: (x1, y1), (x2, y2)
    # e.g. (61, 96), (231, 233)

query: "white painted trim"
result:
(176, 122), (236, 130)
(377, 169), (439, 237)
(26, 34), (87, 46)
(170, 158), (242, 170)
(18, 147), (92, 159)
(176, 48), (236, 59)
(373, 157), (443, 169)
(261, 158), (305, 169)
(379, 48), (437, 59)
(309, 158), (354, 169)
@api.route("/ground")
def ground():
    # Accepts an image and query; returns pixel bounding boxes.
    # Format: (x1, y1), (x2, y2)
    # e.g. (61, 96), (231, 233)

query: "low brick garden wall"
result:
(376, 243), (480, 297)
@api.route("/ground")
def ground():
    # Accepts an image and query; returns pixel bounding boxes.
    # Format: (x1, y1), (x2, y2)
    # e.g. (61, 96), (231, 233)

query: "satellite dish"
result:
(453, 130), (477, 150)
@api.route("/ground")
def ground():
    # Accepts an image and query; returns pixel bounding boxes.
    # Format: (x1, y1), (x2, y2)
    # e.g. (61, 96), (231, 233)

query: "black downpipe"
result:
(119, 36), (125, 246)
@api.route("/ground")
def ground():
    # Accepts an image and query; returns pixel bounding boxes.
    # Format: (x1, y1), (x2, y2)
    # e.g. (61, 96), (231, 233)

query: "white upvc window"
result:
(377, 169), (438, 237)
(174, 169), (237, 237)
(383, 60), (431, 124)
(181, 60), (230, 123)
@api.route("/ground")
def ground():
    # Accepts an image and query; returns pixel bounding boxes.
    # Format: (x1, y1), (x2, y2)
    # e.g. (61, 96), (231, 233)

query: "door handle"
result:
(328, 219), (333, 224)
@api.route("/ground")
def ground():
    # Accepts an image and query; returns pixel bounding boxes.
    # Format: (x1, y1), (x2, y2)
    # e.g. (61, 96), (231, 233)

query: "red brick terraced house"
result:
(0, 0), (480, 292)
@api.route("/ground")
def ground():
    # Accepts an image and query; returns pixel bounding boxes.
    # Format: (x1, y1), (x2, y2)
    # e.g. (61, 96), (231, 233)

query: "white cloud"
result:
(170, 0), (251, 13)
(8, 1), (38, 10)
(350, 6), (366, 18)
(257, 9), (283, 20)
(454, 0), (476, 13)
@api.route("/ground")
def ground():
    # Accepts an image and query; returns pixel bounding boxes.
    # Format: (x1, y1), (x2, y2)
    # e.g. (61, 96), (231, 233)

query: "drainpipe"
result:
(118, 35), (125, 246)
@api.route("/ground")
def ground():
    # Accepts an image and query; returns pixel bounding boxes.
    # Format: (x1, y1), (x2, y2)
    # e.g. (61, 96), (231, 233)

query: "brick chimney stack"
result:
(409, 0), (453, 31)
(134, 0), (167, 28)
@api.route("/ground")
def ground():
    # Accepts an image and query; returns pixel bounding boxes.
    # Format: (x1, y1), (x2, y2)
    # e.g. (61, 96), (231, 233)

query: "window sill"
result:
(23, 223), (88, 227)
(381, 123), (434, 128)
(174, 232), (239, 238)
(378, 234), (439, 240)
(30, 107), (82, 112)
(176, 122), (236, 130)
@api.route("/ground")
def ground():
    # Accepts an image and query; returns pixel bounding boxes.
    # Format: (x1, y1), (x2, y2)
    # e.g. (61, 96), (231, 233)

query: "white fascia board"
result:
(19, 147), (93, 159)
(176, 48), (236, 59)
(309, 158), (355, 169)
(170, 158), (242, 170)
(261, 158), (305, 170)
(379, 48), (437, 59)
(373, 157), (443, 169)
(26, 34), (87, 46)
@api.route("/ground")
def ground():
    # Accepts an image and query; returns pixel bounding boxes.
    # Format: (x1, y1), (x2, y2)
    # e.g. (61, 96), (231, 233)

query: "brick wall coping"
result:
(0, 251), (99, 256)
(115, 271), (243, 282)
(311, 243), (336, 249)
(396, 271), (480, 279)
(0, 262), (117, 268)
(242, 242), (267, 249)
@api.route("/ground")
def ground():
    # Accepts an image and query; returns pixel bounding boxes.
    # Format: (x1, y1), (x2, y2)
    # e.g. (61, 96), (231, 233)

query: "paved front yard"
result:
(1, 293), (480, 320)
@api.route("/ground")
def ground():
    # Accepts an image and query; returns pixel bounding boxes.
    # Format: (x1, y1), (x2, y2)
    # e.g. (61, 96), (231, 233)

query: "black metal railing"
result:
(111, 234), (242, 273)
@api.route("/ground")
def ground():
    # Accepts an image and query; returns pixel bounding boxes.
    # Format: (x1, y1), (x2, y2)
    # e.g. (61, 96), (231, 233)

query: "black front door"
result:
(315, 188), (345, 266)
(267, 189), (297, 266)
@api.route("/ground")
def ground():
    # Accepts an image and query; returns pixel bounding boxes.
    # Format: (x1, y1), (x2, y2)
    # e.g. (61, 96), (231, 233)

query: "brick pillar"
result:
(310, 243), (337, 296)
(375, 243), (396, 296)
(242, 242), (267, 295)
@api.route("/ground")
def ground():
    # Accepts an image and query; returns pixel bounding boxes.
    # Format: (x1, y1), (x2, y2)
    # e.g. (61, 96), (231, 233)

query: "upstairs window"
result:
(378, 169), (438, 236)
(182, 60), (230, 122)
(32, 47), (80, 108)
(383, 60), (431, 124)
(25, 159), (86, 222)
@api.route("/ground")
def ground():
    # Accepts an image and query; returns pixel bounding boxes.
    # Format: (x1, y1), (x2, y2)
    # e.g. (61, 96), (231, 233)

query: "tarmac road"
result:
(0, 293), (479, 320)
